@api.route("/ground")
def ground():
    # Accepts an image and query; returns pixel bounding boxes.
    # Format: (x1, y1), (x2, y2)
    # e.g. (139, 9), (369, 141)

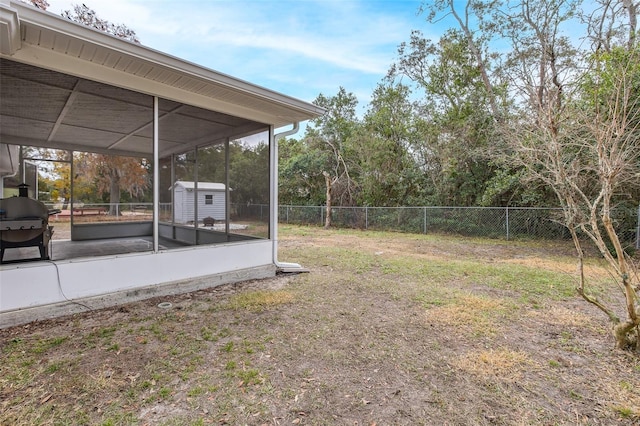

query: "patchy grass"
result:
(455, 348), (537, 381)
(425, 293), (514, 336)
(227, 289), (295, 311)
(1, 225), (638, 425)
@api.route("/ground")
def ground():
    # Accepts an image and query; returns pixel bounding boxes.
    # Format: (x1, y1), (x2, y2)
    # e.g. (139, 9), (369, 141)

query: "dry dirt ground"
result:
(1, 225), (639, 425)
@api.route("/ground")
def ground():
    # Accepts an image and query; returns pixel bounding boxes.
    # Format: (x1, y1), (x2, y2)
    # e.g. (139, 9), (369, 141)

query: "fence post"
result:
(365, 206), (368, 230)
(506, 206), (510, 241)
(424, 207), (427, 234)
(320, 206), (324, 226)
(636, 204), (639, 250)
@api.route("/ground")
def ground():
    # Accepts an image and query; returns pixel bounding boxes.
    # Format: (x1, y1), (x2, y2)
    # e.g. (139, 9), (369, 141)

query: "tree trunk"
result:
(613, 320), (638, 350)
(601, 208), (639, 349)
(622, 0), (637, 49)
(323, 171), (332, 229)
(448, 2), (500, 118)
(109, 177), (121, 216)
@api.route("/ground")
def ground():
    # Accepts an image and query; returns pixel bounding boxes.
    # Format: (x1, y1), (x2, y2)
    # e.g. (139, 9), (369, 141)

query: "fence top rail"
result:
(281, 205), (566, 211)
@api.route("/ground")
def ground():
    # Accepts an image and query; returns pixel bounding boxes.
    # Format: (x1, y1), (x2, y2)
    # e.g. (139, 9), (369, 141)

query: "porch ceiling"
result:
(0, 1), (324, 158)
(0, 59), (268, 158)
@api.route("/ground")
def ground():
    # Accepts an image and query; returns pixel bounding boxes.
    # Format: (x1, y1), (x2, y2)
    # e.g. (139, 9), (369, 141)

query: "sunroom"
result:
(0, 1), (323, 326)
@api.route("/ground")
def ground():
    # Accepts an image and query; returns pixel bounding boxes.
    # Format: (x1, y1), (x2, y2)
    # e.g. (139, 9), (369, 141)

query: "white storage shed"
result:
(172, 181), (226, 224)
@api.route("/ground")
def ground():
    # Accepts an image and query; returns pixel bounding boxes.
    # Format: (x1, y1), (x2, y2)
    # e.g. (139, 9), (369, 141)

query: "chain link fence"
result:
(43, 201), (640, 249)
(279, 205), (640, 249)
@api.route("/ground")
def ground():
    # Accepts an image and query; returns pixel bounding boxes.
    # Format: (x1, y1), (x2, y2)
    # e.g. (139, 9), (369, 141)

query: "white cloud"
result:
(123, 0), (415, 75)
(39, 0), (426, 110)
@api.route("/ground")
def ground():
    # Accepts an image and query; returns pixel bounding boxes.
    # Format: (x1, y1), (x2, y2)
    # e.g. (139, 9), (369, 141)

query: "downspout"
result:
(272, 122), (308, 273)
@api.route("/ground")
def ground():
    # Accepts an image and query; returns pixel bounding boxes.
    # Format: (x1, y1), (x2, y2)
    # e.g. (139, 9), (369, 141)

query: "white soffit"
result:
(2, 1), (324, 127)
(1, 58), (281, 158)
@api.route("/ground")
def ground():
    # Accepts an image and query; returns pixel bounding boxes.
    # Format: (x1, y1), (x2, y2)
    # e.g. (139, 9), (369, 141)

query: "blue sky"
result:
(43, 0), (432, 118)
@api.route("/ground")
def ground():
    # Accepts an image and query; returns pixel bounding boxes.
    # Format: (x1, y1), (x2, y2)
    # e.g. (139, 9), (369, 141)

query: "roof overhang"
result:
(0, 1), (20, 55)
(0, 1), (324, 157)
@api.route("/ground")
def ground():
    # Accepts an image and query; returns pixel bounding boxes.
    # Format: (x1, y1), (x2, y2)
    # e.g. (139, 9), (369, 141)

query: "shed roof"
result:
(172, 181), (226, 191)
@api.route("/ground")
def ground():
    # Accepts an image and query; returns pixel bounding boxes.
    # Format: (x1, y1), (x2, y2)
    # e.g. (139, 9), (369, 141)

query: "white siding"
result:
(174, 187), (186, 223)
(183, 190), (195, 223)
(173, 182), (226, 223)
(0, 241), (276, 324)
(198, 191), (225, 221)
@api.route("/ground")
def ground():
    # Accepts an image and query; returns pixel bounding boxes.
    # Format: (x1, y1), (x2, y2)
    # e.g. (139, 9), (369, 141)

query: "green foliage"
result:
(281, 28), (515, 209)
(480, 168), (557, 207)
(279, 137), (328, 205)
(277, 1), (639, 219)
(229, 140), (270, 205)
(354, 82), (427, 206)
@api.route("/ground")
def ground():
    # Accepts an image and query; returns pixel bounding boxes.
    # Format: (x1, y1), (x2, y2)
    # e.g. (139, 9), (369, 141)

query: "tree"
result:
(62, 3), (140, 43)
(481, 0), (640, 350)
(390, 29), (501, 206)
(50, 158), (71, 209)
(278, 137), (328, 206)
(582, 0), (639, 52)
(229, 140), (270, 205)
(419, 0), (502, 118)
(76, 154), (150, 215)
(405, 0), (639, 350)
(353, 82), (425, 206)
(304, 88), (360, 227)
(575, 47), (640, 350)
(506, 46), (640, 350)
(196, 144), (227, 184)
(24, 1), (140, 45)
(23, 0), (49, 9)
(499, 0), (579, 135)
(404, 0), (584, 207)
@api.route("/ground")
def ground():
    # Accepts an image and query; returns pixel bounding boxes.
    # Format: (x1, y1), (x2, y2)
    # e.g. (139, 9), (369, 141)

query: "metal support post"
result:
(636, 204), (639, 250)
(506, 206), (510, 241)
(365, 206), (368, 230)
(424, 207), (427, 234)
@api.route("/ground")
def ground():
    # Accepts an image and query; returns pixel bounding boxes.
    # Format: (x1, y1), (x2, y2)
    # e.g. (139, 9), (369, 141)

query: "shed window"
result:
(205, 194), (213, 205)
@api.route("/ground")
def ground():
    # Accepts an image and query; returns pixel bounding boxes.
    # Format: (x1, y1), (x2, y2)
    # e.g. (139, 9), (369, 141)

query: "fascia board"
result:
(0, 1), (21, 55)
